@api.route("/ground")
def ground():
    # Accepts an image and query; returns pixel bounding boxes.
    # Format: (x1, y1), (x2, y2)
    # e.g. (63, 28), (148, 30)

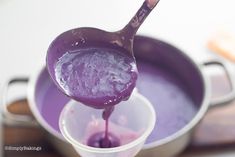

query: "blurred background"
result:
(1, 0), (235, 156)
(0, 0), (235, 83)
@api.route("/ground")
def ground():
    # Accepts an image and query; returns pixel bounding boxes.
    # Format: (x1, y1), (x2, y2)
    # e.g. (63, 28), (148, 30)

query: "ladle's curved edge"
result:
(46, 27), (133, 75)
(46, 27), (138, 109)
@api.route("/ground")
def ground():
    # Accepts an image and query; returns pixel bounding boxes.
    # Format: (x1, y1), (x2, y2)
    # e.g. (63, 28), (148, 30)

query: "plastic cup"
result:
(59, 91), (156, 157)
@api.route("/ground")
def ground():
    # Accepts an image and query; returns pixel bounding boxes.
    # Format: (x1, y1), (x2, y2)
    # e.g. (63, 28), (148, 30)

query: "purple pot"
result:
(3, 35), (235, 157)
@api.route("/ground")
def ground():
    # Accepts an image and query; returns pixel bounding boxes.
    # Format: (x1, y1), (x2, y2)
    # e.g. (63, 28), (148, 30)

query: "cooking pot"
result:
(2, 35), (235, 157)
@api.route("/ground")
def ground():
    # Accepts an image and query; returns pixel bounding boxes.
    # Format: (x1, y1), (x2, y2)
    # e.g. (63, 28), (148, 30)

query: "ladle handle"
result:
(120, 0), (160, 39)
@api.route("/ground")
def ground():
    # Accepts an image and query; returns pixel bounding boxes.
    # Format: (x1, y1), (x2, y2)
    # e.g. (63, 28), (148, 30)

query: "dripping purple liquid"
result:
(87, 106), (120, 148)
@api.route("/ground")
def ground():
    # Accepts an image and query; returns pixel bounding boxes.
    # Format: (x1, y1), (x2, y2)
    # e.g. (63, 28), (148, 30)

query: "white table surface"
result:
(0, 0), (235, 156)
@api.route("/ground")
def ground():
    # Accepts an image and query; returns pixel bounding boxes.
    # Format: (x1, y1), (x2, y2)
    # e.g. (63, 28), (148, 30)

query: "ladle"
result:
(46, 0), (160, 108)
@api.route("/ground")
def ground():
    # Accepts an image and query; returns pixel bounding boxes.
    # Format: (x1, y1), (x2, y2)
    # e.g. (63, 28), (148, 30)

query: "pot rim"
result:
(27, 35), (211, 149)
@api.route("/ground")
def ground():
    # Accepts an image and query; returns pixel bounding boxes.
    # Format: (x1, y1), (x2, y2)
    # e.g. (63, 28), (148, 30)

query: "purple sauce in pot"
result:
(136, 62), (197, 143)
(87, 132), (120, 148)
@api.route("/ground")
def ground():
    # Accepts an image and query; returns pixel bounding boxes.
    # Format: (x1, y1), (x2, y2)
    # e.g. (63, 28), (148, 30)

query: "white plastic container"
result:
(59, 92), (156, 157)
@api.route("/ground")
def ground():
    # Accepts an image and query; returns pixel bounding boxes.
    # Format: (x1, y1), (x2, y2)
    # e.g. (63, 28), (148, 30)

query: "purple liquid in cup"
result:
(87, 132), (120, 148)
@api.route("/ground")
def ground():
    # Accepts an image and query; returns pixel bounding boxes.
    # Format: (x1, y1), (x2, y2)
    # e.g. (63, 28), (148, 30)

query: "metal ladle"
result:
(46, 0), (160, 106)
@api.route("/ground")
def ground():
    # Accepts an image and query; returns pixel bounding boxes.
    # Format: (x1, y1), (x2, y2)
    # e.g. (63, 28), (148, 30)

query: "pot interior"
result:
(35, 69), (70, 131)
(134, 36), (204, 144)
(34, 35), (204, 145)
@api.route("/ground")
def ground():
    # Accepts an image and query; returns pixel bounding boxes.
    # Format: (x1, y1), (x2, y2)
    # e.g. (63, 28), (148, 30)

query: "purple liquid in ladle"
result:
(55, 47), (137, 109)
(46, 0), (160, 148)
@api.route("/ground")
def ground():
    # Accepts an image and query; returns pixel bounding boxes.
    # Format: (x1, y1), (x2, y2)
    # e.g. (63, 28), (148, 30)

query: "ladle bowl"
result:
(46, 0), (160, 104)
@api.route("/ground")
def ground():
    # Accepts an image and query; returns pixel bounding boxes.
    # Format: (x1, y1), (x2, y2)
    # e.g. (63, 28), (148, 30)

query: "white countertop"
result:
(0, 0), (235, 156)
